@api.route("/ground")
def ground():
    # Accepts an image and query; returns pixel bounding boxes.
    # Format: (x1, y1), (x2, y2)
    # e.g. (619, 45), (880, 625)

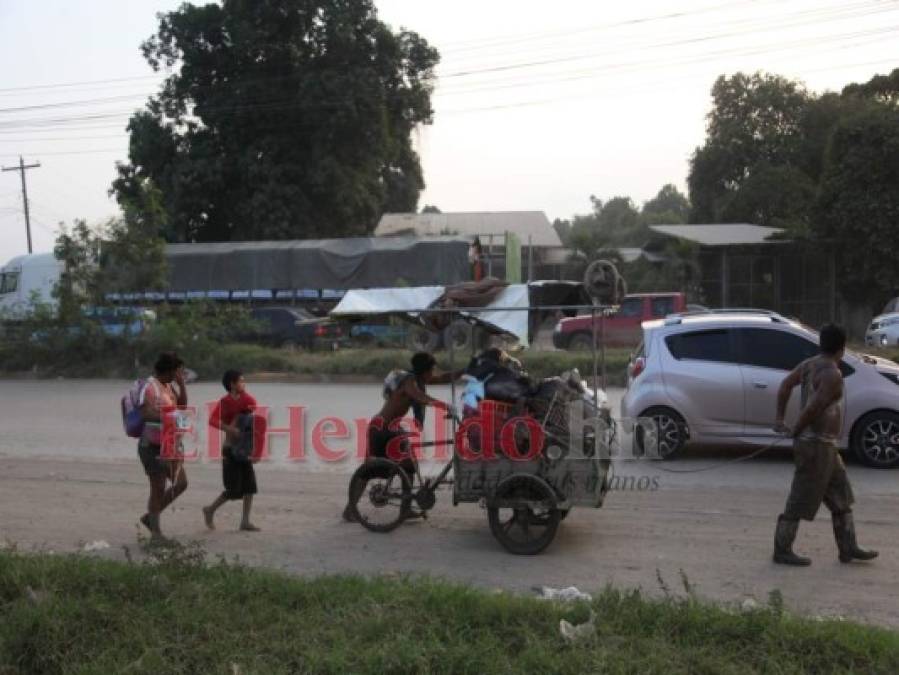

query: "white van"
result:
(0, 253), (64, 317)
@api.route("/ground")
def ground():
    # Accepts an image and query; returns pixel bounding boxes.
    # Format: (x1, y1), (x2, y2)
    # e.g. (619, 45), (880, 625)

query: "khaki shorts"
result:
(784, 439), (854, 521)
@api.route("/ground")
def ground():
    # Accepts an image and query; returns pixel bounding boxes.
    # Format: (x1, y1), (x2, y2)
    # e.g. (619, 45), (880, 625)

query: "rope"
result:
(649, 435), (791, 474)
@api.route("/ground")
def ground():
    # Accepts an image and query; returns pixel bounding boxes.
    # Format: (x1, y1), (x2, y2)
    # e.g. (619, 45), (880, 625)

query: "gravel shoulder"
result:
(2, 454), (897, 628)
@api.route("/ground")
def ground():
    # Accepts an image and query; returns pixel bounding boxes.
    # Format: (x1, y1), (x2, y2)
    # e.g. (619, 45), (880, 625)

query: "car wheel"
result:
(568, 332), (594, 351)
(635, 407), (688, 460)
(443, 320), (474, 352)
(407, 325), (440, 352)
(851, 411), (899, 469)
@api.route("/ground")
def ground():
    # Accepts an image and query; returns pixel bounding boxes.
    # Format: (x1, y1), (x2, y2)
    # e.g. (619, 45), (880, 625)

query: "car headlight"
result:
(881, 334), (890, 346)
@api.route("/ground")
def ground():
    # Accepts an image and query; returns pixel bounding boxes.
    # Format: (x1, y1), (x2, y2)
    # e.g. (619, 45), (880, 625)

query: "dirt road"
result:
(1, 380), (898, 627)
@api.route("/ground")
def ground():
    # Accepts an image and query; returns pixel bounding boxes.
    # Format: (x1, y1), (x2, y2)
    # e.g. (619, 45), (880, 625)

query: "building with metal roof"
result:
(649, 223), (787, 246)
(649, 223), (836, 327)
(376, 211), (562, 248)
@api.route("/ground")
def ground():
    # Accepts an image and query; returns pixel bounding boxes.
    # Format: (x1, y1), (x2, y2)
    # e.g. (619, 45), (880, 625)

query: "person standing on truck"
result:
(343, 352), (462, 522)
(138, 352), (189, 542)
(772, 324), (878, 566)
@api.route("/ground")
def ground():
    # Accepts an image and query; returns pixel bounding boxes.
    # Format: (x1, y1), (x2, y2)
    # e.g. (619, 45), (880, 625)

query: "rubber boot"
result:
(773, 515), (812, 566)
(832, 512), (878, 563)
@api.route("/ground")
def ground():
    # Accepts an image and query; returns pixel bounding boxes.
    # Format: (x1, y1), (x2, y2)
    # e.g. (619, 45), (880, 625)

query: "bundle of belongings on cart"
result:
(460, 348), (607, 459)
(420, 277), (508, 332)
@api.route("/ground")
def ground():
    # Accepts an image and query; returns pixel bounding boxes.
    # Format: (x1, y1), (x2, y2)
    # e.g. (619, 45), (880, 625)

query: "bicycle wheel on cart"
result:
(487, 474), (562, 555)
(347, 458), (413, 533)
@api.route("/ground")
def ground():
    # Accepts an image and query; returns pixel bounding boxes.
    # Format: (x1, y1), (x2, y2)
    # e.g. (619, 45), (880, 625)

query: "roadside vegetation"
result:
(208, 345), (633, 385)
(3, 304), (897, 385)
(0, 316), (634, 385)
(2, 548), (898, 674)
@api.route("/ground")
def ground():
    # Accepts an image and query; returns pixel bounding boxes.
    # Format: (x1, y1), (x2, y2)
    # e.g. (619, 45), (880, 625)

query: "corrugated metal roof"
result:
(649, 224), (786, 246)
(376, 211), (562, 247)
(164, 235), (469, 256)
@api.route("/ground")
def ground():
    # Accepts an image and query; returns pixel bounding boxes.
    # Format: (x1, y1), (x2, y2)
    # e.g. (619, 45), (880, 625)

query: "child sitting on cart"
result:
(343, 352), (462, 522)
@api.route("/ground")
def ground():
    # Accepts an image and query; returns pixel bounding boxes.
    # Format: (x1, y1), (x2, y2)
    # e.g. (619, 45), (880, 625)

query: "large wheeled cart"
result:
(335, 282), (616, 554)
(346, 391), (613, 554)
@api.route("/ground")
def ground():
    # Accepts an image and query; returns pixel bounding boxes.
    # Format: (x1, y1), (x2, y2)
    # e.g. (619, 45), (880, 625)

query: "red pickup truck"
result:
(552, 292), (688, 350)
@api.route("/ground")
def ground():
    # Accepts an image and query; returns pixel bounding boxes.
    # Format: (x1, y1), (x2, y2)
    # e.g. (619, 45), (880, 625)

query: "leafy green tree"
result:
(421, 204), (441, 214)
(99, 182), (169, 295)
(552, 218), (572, 247)
(53, 220), (102, 323)
(718, 164), (816, 233)
(113, 0), (439, 242)
(815, 104), (899, 305)
(688, 72), (811, 226)
(640, 184), (690, 225)
(567, 196), (642, 258)
(842, 67), (899, 105)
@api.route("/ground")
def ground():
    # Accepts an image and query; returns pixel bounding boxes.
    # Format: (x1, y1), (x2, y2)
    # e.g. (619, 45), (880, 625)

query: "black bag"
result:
(230, 413), (256, 463)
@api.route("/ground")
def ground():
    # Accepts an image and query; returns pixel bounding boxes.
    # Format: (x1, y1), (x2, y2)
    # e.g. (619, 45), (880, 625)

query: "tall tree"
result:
(688, 72), (811, 227)
(815, 104), (899, 305)
(113, 0), (439, 242)
(640, 184), (690, 225)
(568, 195), (643, 258)
(842, 67), (899, 105)
(53, 183), (168, 319)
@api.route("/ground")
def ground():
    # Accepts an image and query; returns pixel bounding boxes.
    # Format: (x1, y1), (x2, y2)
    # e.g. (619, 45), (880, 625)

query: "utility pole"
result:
(2, 155), (41, 254)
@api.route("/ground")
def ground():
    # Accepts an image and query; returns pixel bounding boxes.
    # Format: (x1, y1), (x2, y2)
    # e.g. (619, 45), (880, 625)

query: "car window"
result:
(616, 298), (643, 318)
(665, 329), (735, 363)
(251, 309), (276, 326)
(650, 296), (676, 317)
(272, 309), (296, 327)
(735, 328), (818, 371)
(0, 272), (19, 294)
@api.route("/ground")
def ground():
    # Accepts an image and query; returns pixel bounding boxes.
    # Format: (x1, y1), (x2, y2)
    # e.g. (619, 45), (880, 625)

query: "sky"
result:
(1, 0), (897, 258)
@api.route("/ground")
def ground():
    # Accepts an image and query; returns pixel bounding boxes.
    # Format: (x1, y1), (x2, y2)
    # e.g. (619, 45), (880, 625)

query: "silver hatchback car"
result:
(621, 311), (899, 468)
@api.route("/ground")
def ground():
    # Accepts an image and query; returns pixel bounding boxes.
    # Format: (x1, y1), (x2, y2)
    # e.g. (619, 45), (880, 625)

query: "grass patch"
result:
(1, 550), (898, 674)
(215, 345), (632, 386)
(6, 337), (894, 386)
(0, 343), (633, 386)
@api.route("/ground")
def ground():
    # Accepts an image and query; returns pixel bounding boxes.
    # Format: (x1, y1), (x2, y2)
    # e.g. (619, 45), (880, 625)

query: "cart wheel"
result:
(347, 459), (412, 533)
(487, 475), (561, 555)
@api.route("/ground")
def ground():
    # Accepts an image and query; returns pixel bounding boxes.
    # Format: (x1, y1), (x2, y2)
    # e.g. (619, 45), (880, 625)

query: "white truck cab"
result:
(0, 253), (63, 317)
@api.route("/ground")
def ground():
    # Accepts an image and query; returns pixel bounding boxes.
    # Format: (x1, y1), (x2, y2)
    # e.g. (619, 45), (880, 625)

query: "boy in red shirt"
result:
(203, 370), (261, 531)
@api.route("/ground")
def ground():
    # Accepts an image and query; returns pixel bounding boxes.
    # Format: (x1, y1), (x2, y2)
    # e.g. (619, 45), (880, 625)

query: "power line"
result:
(0, 148), (126, 157)
(0, 133), (128, 142)
(440, 0), (764, 52)
(1, 48), (894, 155)
(0, 93), (150, 115)
(0, 74), (162, 95)
(0, 2), (756, 100)
(439, 2), (899, 79)
(438, 0), (889, 66)
(434, 26), (899, 98)
(0, 20), (893, 136)
(438, 52), (899, 116)
(0, 0), (889, 109)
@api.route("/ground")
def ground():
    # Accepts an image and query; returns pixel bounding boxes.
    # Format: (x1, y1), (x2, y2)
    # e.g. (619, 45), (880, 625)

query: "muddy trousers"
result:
(775, 439), (875, 563)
